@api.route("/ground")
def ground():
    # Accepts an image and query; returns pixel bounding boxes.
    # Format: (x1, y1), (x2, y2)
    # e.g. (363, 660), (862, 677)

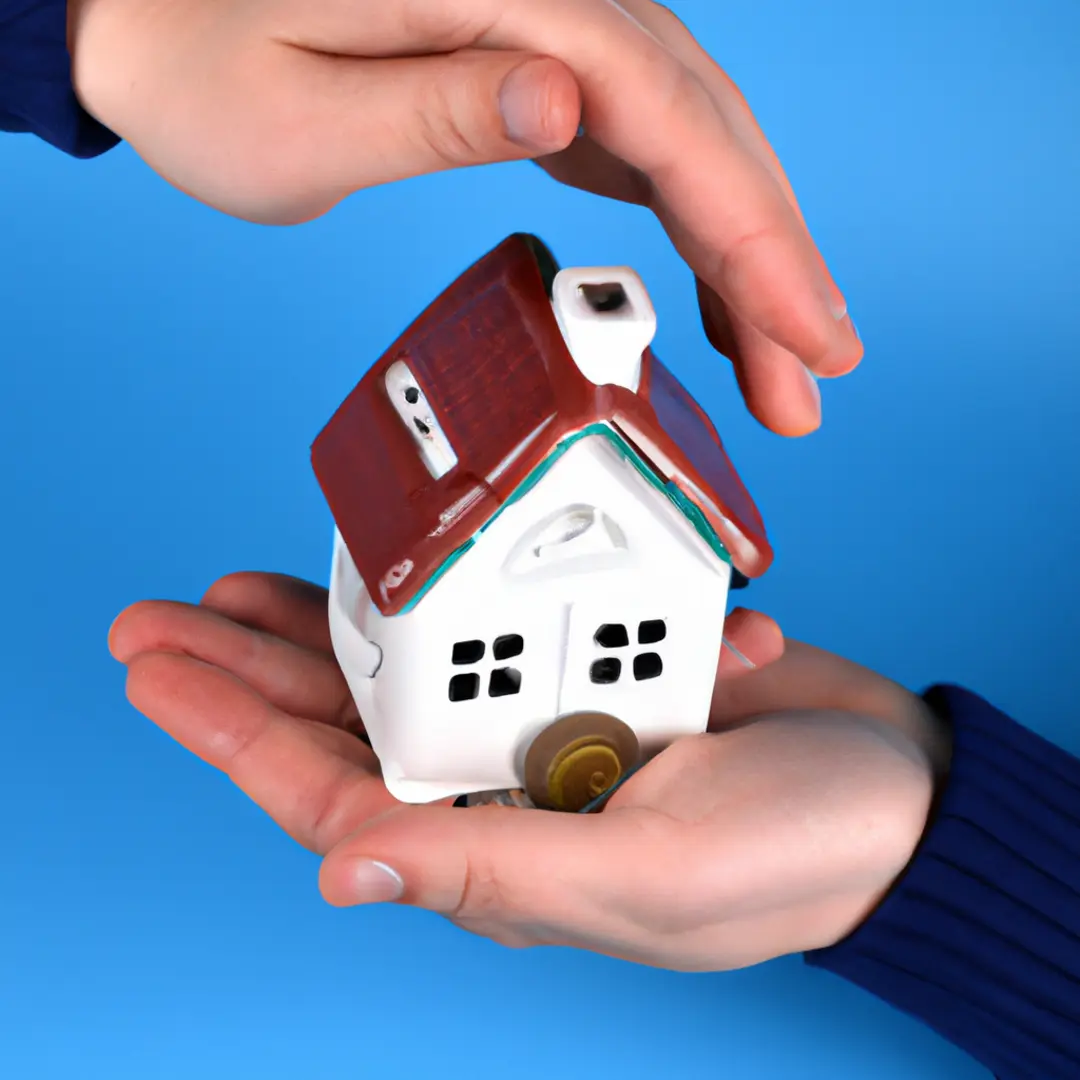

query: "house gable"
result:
(385, 429), (732, 641)
(394, 421), (732, 613)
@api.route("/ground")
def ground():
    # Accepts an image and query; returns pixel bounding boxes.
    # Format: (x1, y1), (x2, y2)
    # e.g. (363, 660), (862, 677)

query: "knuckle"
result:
(449, 807), (528, 921)
(413, 74), (493, 167)
(398, 2), (490, 49)
(453, 856), (509, 920)
(200, 570), (255, 606)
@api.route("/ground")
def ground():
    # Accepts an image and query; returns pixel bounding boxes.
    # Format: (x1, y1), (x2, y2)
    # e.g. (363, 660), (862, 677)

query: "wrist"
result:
(67, 0), (123, 125)
(830, 695), (953, 943)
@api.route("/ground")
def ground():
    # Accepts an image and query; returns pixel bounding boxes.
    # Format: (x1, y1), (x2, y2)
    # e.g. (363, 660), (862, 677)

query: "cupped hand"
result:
(317, 640), (950, 970)
(70, 0), (861, 435)
(107, 570), (779, 854)
(110, 571), (948, 971)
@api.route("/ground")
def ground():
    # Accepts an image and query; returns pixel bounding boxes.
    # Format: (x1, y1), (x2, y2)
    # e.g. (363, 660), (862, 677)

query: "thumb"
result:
(318, 802), (688, 932)
(332, 50), (581, 186)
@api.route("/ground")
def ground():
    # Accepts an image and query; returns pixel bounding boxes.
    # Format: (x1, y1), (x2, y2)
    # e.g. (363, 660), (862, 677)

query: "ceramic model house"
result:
(311, 234), (773, 812)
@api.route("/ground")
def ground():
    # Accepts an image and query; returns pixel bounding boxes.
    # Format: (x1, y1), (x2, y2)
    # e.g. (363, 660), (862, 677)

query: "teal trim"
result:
(665, 481), (731, 564)
(398, 539), (474, 614)
(396, 422), (729, 614)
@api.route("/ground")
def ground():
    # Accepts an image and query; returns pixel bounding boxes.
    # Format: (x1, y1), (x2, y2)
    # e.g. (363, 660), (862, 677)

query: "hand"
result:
(69, 0), (861, 435)
(106, 569), (778, 853)
(316, 639), (950, 970)
(110, 571), (948, 971)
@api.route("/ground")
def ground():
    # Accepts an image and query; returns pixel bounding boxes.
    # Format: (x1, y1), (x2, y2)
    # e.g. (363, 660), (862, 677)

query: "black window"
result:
(634, 653), (663, 681)
(449, 635), (524, 703)
(452, 640), (485, 665)
(590, 657), (622, 684)
(592, 619), (665, 685)
(594, 623), (629, 649)
(448, 673), (480, 701)
(493, 634), (524, 660)
(489, 668), (522, 698)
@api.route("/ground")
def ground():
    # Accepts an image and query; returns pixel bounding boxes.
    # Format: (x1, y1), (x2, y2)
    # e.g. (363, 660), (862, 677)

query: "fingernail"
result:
(499, 60), (569, 152)
(346, 859), (405, 904)
(850, 317), (861, 341)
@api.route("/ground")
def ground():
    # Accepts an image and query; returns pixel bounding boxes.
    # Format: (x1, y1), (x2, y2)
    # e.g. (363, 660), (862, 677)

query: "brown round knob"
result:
(524, 712), (640, 812)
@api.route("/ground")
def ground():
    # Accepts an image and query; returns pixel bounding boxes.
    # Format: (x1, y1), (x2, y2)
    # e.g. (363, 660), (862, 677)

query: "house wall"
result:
(336, 433), (731, 802)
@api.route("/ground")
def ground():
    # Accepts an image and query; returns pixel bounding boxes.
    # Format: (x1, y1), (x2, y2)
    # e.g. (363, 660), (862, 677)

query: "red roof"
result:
(311, 234), (772, 616)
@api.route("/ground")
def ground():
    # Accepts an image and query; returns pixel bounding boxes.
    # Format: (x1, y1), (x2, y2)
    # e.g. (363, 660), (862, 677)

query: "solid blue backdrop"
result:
(1, 2), (1077, 1077)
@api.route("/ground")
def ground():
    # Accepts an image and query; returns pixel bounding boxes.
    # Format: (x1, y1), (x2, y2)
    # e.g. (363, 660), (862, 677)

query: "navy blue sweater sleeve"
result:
(806, 686), (1080, 1079)
(1, 0), (119, 157)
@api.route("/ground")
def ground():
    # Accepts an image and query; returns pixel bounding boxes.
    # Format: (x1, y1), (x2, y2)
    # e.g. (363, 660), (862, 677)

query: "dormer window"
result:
(385, 360), (458, 479)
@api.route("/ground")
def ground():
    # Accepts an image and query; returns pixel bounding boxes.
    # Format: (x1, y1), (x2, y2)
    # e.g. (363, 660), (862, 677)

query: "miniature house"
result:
(311, 234), (772, 812)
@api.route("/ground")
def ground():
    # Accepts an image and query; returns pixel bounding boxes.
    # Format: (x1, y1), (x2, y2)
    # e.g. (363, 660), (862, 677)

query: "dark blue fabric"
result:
(1, 0), (119, 157)
(807, 685), (1080, 1079)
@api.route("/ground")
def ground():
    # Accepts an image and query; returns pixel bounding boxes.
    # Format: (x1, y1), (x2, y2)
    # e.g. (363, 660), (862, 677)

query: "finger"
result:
(617, 2), (808, 223)
(709, 638), (914, 732)
(261, 47), (580, 217)
(616, 2), (861, 379)
(482, 1), (855, 373)
(698, 278), (822, 436)
(110, 600), (359, 732)
(535, 154), (835, 437)
(318, 800), (699, 940)
(717, 607), (784, 679)
(200, 571), (334, 655)
(535, 133), (652, 204)
(125, 651), (396, 853)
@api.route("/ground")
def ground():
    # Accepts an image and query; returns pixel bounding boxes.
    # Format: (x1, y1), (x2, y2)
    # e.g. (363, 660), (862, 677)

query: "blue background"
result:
(2, 1), (1077, 1077)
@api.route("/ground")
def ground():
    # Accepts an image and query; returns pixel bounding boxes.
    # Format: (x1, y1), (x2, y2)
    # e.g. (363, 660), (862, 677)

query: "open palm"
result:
(110, 571), (941, 970)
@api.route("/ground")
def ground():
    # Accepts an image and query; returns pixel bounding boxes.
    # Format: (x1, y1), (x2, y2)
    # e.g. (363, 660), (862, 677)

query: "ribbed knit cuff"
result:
(1, 0), (120, 157)
(805, 685), (1080, 1079)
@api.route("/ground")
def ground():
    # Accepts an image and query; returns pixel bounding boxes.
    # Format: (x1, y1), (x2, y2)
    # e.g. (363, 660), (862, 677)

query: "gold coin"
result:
(524, 712), (640, 812)
(547, 739), (623, 811)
